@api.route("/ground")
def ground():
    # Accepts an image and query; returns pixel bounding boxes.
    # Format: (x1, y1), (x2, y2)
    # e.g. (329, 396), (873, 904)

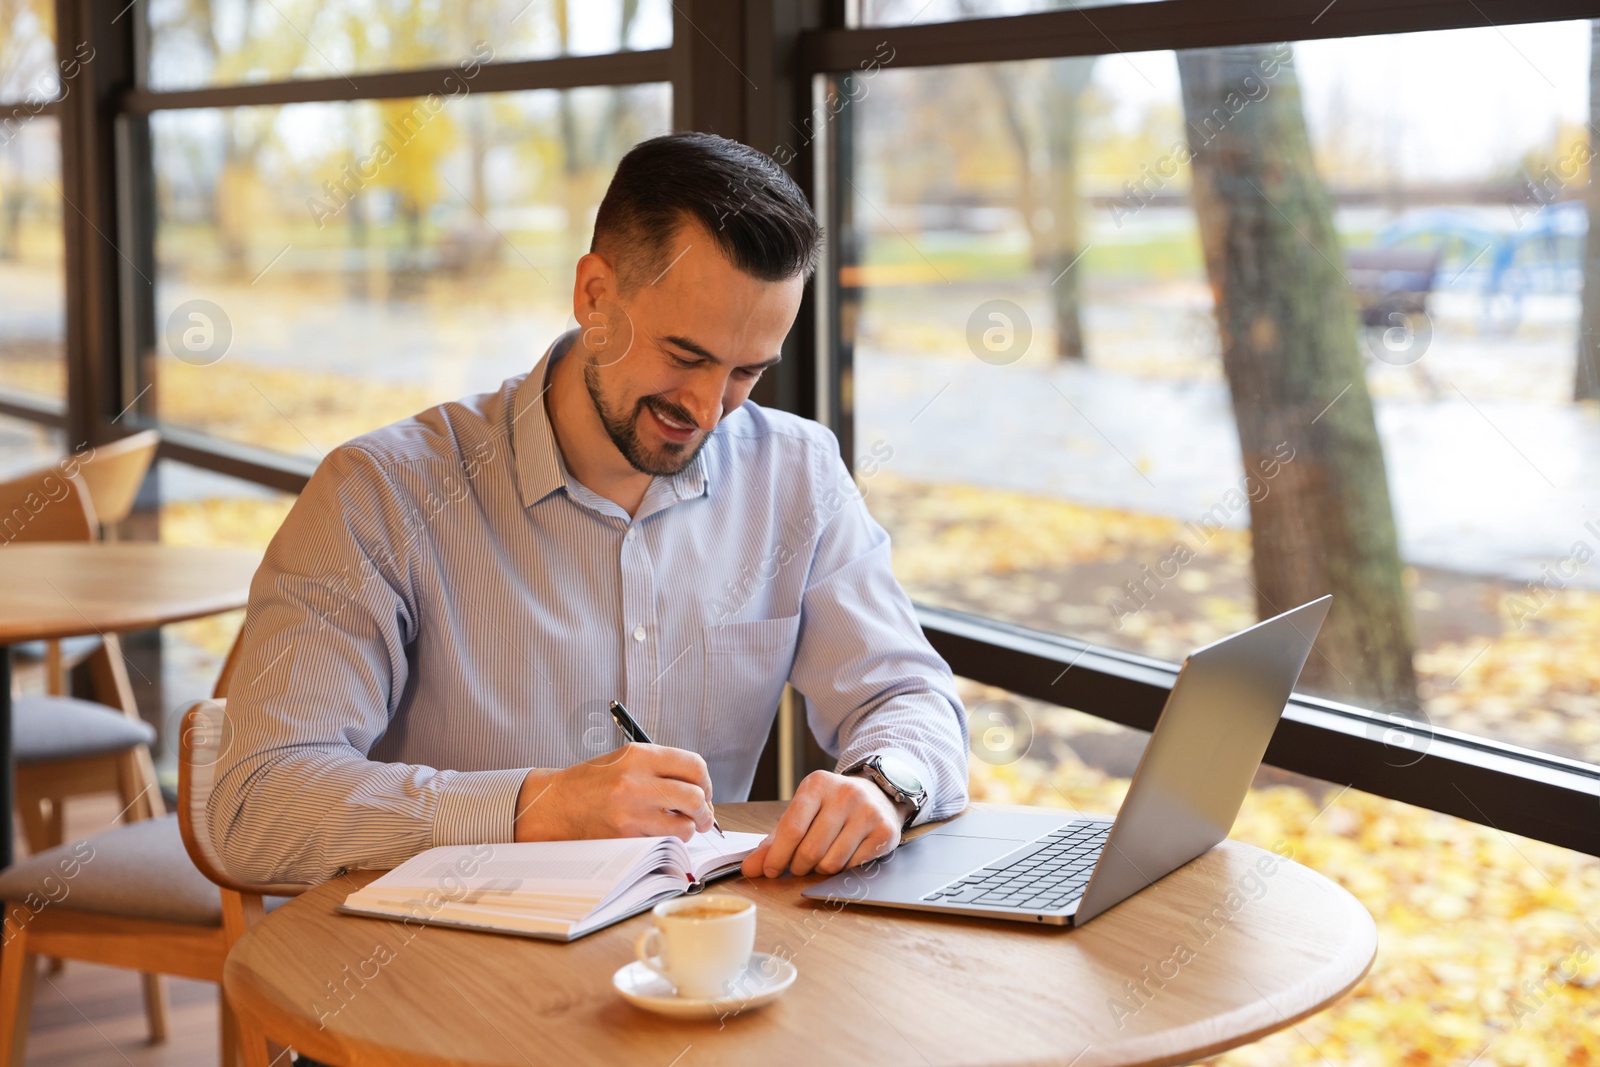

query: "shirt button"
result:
(626, 527), (637, 542)
(632, 625), (646, 642)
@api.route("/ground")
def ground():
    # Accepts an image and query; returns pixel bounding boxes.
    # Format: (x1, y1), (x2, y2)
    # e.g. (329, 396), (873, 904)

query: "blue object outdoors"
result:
(1371, 201), (1587, 332)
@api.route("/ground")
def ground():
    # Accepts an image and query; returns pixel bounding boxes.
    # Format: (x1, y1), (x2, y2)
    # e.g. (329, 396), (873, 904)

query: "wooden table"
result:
(225, 802), (1376, 1067)
(0, 543), (260, 867)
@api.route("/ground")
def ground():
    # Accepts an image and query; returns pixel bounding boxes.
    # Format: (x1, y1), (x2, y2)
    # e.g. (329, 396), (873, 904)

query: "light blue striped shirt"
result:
(210, 330), (969, 884)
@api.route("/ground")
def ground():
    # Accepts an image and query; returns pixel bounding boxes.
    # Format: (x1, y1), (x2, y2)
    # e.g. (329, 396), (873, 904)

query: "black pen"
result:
(608, 700), (726, 839)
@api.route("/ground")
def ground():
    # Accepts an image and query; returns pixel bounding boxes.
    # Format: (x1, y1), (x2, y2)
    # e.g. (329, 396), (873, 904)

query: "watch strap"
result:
(846, 756), (927, 830)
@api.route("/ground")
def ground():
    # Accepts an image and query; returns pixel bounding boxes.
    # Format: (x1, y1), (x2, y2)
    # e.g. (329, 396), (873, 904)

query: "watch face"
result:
(875, 756), (923, 797)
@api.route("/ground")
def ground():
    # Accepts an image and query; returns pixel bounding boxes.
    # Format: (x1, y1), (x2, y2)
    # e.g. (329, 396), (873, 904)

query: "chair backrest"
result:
(177, 697), (310, 898)
(213, 622), (248, 703)
(74, 429), (160, 530)
(0, 467), (97, 545)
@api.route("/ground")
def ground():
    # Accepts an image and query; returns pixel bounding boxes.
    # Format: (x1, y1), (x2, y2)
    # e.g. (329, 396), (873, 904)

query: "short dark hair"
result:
(592, 132), (821, 292)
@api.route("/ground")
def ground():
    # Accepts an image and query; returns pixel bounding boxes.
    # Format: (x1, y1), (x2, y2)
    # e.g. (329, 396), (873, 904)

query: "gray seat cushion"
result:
(0, 814), (291, 926)
(10, 635), (104, 663)
(13, 695), (156, 764)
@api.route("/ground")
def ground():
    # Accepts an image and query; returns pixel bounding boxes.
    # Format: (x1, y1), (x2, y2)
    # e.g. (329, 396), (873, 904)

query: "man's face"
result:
(575, 220), (805, 477)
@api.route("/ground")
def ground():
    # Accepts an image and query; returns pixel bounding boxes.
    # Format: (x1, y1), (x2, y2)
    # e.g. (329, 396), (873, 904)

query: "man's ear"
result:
(573, 251), (634, 368)
(573, 251), (620, 325)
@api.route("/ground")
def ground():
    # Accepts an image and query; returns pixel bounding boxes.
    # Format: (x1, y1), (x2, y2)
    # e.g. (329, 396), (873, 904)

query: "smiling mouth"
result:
(647, 402), (698, 434)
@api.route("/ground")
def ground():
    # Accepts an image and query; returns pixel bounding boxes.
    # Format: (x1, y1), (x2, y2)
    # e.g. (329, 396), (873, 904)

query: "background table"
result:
(0, 543), (260, 868)
(225, 801), (1376, 1067)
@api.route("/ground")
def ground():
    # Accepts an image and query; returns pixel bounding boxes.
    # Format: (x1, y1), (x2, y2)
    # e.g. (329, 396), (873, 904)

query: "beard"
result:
(583, 361), (710, 477)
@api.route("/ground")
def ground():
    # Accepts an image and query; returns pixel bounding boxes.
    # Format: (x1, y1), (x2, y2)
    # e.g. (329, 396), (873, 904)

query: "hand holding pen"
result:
(609, 700), (726, 840)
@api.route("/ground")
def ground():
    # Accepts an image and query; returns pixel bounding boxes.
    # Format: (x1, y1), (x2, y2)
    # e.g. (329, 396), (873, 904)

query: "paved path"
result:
(855, 352), (1600, 587)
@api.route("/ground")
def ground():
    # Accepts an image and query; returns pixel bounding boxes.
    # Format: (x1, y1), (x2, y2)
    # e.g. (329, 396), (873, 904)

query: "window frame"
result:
(0, 0), (1595, 853)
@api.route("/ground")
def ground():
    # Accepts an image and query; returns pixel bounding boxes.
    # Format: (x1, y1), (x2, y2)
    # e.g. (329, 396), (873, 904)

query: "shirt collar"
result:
(512, 329), (713, 510)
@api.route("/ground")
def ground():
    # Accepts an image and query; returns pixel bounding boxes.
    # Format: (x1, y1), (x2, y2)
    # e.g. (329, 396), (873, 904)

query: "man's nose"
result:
(677, 386), (722, 430)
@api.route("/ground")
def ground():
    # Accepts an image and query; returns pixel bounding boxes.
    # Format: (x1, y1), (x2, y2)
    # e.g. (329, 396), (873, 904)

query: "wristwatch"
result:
(844, 754), (928, 830)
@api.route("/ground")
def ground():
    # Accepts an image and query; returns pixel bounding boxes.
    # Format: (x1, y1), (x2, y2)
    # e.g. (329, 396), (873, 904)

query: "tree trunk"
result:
(0, 179), (21, 260)
(1041, 58), (1094, 361)
(1177, 45), (1419, 710)
(986, 59), (1093, 361)
(1576, 20), (1600, 401)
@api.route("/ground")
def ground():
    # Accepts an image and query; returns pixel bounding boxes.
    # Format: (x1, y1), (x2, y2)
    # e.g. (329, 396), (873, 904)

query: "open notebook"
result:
(338, 830), (766, 942)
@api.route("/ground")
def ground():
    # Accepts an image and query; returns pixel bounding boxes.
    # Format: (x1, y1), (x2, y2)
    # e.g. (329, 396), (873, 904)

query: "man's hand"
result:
(741, 770), (904, 879)
(513, 743), (715, 843)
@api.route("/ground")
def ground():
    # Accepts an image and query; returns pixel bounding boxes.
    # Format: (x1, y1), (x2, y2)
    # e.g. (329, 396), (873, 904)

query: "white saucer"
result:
(613, 953), (797, 1019)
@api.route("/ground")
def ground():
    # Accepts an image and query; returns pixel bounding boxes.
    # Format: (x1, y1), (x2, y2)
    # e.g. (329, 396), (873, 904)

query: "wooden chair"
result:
(0, 639), (306, 1066)
(0, 467), (165, 856)
(177, 630), (306, 1067)
(0, 466), (174, 1039)
(177, 695), (306, 1067)
(73, 429), (160, 542)
(13, 429), (160, 697)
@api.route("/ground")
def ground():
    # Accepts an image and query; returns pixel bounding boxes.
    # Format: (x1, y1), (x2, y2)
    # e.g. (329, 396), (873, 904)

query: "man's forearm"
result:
(209, 747), (526, 884)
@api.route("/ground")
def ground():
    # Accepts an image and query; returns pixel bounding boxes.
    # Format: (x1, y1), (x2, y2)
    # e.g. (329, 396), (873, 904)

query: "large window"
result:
(844, 22), (1600, 769)
(835, 15), (1600, 1064)
(147, 85), (669, 456)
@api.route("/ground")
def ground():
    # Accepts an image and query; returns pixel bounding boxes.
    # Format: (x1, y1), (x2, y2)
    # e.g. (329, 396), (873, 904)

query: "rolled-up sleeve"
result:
(787, 439), (970, 824)
(208, 445), (527, 885)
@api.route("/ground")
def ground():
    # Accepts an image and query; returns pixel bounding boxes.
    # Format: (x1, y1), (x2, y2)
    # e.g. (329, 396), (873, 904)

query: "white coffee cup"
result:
(634, 895), (756, 999)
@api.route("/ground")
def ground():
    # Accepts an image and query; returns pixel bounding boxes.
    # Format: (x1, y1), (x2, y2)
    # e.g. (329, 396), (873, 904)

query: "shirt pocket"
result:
(698, 613), (802, 760)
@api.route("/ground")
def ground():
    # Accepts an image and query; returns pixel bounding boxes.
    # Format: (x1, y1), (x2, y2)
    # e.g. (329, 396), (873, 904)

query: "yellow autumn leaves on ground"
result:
(866, 471), (1600, 767)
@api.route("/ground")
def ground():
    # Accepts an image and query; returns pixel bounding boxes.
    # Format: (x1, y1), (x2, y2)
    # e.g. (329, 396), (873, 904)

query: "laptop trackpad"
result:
(923, 809), (1076, 841)
(804, 832), (1026, 902)
(879, 833), (1015, 877)
(802, 810), (1078, 901)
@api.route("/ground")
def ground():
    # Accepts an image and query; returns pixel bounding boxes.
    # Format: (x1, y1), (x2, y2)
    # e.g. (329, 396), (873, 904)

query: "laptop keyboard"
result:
(919, 820), (1112, 912)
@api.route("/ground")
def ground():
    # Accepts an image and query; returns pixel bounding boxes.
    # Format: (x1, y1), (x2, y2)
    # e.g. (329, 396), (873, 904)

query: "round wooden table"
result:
(0, 542), (260, 867)
(225, 802), (1376, 1067)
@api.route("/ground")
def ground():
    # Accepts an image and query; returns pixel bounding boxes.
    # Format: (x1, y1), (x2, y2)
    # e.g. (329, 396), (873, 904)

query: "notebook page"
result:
(575, 831), (766, 936)
(684, 830), (766, 880)
(577, 870), (697, 936)
(354, 838), (664, 910)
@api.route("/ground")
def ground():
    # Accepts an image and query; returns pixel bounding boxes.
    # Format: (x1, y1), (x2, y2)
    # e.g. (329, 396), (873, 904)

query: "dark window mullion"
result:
(120, 48), (674, 114)
(804, 0), (1600, 72)
(145, 421), (316, 497)
(920, 603), (1600, 857)
(0, 389), (67, 427)
(1, 99), (61, 118)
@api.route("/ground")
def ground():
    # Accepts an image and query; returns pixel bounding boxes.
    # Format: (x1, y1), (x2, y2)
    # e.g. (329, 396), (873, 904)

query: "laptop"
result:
(803, 595), (1332, 926)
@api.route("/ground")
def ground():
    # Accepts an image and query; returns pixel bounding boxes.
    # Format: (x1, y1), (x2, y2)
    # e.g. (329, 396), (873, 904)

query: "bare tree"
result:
(983, 52), (1095, 360)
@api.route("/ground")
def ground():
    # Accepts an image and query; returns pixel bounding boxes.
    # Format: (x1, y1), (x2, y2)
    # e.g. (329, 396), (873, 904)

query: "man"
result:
(210, 132), (969, 887)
